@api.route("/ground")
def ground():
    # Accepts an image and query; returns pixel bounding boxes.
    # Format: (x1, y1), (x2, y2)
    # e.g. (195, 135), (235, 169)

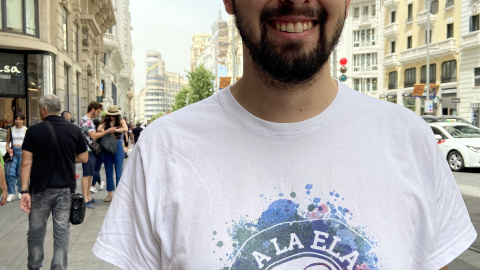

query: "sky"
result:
(130, 0), (230, 92)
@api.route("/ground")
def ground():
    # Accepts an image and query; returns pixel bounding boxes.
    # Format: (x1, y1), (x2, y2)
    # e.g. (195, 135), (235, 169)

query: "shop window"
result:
(441, 60), (457, 83)
(388, 71), (398, 89)
(421, 64), (436, 84)
(404, 68), (416, 88)
(0, 52), (25, 95)
(1, 0), (38, 36)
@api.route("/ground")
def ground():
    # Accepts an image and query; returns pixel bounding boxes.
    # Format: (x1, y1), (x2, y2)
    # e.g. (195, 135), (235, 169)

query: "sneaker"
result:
(99, 181), (105, 190)
(17, 193), (21, 200)
(6, 194), (15, 202)
(85, 202), (95, 209)
(90, 187), (98, 193)
(89, 199), (101, 204)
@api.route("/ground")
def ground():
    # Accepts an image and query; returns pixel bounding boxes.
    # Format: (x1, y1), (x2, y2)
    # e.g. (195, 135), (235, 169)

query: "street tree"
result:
(172, 64), (215, 111)
(150, 112), (165, 122)
(172, 87), (192, 111)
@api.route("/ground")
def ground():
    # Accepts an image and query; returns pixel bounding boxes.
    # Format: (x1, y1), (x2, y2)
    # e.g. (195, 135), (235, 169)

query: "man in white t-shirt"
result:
(94, 1), (476, 269)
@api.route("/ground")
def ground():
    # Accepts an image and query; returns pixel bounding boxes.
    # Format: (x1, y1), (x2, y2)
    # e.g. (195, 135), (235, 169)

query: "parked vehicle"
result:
(436, 115), (471, 124)
(429, 123), (480, 171)
(421, 115), (438, 123)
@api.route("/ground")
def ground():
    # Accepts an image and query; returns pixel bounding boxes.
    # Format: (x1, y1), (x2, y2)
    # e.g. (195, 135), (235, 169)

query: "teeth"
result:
(275, 21), (313, 33)
(286, 22), (295, 32)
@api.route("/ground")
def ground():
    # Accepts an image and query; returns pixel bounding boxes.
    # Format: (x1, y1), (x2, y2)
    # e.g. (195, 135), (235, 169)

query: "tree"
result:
(172, 87), (192, 111)
(150, 111), (165, 121)
(172, 64), (215, 111)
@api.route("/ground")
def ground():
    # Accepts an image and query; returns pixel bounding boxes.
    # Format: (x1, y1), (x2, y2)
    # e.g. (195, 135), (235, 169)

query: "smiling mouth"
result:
(271, 20), (315, 33)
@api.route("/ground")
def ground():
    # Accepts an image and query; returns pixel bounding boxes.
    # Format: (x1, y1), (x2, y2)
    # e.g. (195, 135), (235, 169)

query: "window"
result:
(389, 71), (398, 89)
(447, 23), (454, 38)
(62, 7), (68, 51)
(404, 68), (416, 88)
(446, 0), (454, 8)
(64, 64), (69, 110)
(371, 5), (376, 16)
(421, 64), (436, 83)
(353, 53), (378, 72)
(407, 36), (412, 49)
(424, 29), (432, 44)
(353, 78), (377, 92)
(471, 15), (479, 32)
(353, 7), (359, 18)
(441, 60), (457, 83)
(391, 11), (396, 23)
(407, 4), (412, 22)
(6, 0), (22, 32)
(74, 24), (79, 61)
(362, 6), (369, 22)
(353, 29), (375, 47)
(391, 41), (396, 53)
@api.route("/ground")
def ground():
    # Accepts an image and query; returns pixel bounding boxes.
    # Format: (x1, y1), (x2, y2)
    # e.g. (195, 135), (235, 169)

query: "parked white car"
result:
(429, 123), (480, 171)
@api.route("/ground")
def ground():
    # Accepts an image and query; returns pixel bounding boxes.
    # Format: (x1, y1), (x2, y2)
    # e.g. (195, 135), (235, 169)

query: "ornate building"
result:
(0, 0), (115, 125)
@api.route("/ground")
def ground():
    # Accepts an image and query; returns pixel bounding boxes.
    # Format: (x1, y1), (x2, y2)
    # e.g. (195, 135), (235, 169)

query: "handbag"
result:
(100, 134), (117, 154)
(3, 152), (12, 163)
(87, 139), (102, 155)
(70, 193), (86, 225)
(45, 121), (86, 225)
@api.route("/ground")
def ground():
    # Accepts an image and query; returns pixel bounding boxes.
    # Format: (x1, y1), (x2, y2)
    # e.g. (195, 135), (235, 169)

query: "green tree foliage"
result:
(172, 87), (192, 111)
(172, 64), (215, 111)
(150, 111), (165, 121)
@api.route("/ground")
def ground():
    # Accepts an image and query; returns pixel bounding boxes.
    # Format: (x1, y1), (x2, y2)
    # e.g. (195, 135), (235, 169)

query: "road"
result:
(449, 169), (480, 270)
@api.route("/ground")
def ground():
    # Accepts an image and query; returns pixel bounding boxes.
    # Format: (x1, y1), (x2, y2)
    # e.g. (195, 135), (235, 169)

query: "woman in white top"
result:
(5, 113), (27, 202)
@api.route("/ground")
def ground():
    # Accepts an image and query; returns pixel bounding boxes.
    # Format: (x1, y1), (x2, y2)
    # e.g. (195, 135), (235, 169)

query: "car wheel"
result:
(447, 150), (465, 172)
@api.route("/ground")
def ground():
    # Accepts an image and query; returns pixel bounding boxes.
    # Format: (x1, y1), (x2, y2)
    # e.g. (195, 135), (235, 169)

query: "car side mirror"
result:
(434, 134), (443, 141)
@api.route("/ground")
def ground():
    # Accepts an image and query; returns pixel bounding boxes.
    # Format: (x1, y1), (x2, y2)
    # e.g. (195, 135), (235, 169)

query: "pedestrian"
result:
(90, 118), (105, 193)
(0, 158), (7, 206)
(94, 1), (476, 269)
(131, 122), (143, 145)
(5, 112), (27, 202)
(97, 105), (128, 202)
(79, 102), (116, 208)
(61, 111), (71, 122)
(19, 94), (88, 270)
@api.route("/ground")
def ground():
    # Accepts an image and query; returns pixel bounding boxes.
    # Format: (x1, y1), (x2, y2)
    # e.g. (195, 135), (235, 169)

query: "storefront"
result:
(0, 49), (55, 127)
(441, 88), (458, 116)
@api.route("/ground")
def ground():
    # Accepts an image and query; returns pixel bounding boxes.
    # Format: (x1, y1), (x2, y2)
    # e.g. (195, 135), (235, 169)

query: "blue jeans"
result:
(28, 188), (71, 270)
(92, 152), (104, 186)
(6, 146), (22, 194)
(103, 139), (124, 191)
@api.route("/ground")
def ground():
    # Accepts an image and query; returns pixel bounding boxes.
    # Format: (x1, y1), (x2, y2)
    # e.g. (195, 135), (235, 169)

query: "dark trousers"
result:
(28, 188), (71, 270)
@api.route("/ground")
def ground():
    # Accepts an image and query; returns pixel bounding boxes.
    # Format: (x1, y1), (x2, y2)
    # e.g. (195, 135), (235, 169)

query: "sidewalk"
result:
(0, 162), (123, 270)
(0, 156), (479, 269)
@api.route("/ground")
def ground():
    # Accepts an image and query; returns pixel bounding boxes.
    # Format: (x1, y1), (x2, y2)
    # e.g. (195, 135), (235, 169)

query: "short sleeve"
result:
(92, 145), (162, 269)
(425, 145), (477, 269)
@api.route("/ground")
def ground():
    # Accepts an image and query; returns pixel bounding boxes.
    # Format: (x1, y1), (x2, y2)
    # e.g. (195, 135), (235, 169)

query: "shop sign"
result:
(452, 98), (460, 103)
(0, 65), (22, 80)
(0, 53), (25, 95)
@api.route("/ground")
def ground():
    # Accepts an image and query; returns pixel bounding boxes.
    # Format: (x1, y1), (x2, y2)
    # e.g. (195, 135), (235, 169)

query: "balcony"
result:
(384, 53), (399, 68)
(416, 10), (436, 27)
(461, 31), (480, 49)
(384, 0), (399, 9)
(384, 23), (399, 38)
(103, 33), (120, 50)
(399, 38), (457, 65)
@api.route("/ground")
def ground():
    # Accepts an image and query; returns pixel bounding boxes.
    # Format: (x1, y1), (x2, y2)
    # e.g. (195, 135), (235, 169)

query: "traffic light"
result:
(339, 57), (347, 82)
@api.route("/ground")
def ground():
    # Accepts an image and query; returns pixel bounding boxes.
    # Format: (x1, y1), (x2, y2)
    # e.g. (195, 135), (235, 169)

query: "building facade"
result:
(0, 0), (115, 126)
(382, 0), (461, 115)
(101, 0), (134, 122)
(225, 15), (244, 85)
(138, 51), (188, 123)
(191, 33), (211, 71)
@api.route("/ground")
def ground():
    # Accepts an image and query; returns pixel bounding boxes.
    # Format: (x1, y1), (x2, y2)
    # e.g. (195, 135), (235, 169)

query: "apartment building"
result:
(0, 0), (115, 125)
(191, 33), (211, 72)
(138, 51), (188, 123)
(225, 15), (244, 84)
(101, 0), (134, 122)
(383, 0), (461, 115)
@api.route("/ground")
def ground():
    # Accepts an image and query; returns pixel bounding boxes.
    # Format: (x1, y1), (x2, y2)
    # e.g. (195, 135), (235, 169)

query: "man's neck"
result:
(85, 112), (94, 119)
(230, 58), (338, 123)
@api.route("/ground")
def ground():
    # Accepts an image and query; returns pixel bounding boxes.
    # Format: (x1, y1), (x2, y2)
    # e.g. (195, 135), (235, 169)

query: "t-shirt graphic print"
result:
(215, 184), (379, 270)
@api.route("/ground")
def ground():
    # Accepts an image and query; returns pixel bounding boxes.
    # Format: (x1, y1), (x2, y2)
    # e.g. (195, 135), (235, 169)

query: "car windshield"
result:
(444, 125), (480, 138)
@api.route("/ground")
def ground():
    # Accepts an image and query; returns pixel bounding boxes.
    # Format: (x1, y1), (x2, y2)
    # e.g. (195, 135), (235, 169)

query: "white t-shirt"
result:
(93, 82), (476, 269)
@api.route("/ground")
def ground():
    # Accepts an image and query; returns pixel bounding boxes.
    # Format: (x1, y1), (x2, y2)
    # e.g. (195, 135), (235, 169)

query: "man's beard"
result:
(233, 2), (346, 88)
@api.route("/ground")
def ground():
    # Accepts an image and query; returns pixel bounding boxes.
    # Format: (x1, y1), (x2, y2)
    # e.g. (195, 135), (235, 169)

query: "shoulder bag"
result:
(86, 138), (102, 155)
(45, 121), (85, 225)
(3, 128), (13, 163)
(100, 134), (117, 154)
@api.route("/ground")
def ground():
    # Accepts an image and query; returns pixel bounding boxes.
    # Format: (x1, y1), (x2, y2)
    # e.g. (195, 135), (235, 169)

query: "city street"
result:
(0, 162), (479, 269)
